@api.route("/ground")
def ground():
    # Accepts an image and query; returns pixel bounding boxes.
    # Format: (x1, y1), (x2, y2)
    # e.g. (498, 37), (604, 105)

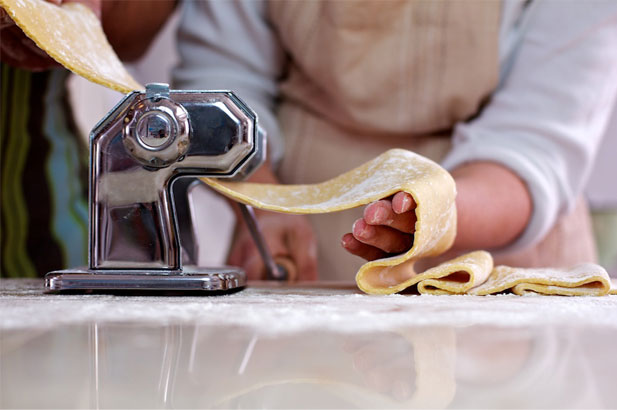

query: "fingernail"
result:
(352, 219), (362, 236)
(352, 220), (358, 232)
(372, 207), (386, 224)
(353, 220), (370, 238)
(401, 195), (410, 211)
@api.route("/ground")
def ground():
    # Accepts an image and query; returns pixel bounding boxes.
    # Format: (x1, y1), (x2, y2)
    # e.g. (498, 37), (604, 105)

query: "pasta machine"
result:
(45, 83), (280, 294)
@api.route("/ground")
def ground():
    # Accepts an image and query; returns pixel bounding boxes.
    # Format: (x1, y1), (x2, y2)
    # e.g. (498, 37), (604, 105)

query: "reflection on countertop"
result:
(1, 279), (617, 408)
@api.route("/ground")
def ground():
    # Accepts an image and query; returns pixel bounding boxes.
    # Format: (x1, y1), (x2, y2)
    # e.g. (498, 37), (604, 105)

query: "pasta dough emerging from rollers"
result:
(204, 149), (614, 296)
(0, 0), (142, 93)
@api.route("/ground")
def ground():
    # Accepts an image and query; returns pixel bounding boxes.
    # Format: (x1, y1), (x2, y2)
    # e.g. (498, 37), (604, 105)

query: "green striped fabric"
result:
(1, 64), (88, 277)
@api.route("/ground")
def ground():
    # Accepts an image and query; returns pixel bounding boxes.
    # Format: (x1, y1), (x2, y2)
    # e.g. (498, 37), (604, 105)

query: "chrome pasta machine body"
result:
(45, 83), (265, 293)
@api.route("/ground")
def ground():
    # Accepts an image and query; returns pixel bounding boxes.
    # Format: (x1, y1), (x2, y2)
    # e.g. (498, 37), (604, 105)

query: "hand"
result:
(0, 7), (57, 71)
(228, 210), (318, 281)
(0, 0), (101, 71)
(341, 192), (416, 261)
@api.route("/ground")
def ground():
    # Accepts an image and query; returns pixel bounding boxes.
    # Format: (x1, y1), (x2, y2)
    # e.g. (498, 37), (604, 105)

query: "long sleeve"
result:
(172, 0), (286, 164)
(442, 0), (617, 251)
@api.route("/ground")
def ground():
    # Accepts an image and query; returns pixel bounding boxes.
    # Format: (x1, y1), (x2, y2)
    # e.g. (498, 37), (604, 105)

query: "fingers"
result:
(243, 252), (266, 281)
(341, 193), (416, 261)
(227, 230), (263, 280)
(0, 5), (57, 70)
(363, 197), (416, 233)
(392, 192), (416, 214)
(341, 233), (387, 261)
(274, 256), (298, 281)
(0, 9), (13, 29)
(227, 213), (318, 281)
(287, 222), (318, 281)
(0, 26), (58, 71)
(353, 218), (413, 254)
(229, 227), (288, 281)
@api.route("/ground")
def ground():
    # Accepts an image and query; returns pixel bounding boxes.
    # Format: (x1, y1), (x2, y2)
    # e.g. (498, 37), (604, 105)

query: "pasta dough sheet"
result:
(205, 149), (458, 294)
(204, 149), (615, 297)
(0, 0), (142, 93)
(469, 264), (613, 296)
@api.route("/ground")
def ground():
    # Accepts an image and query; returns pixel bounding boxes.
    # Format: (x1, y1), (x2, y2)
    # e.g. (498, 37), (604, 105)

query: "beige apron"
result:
(268, 0), (596, 280)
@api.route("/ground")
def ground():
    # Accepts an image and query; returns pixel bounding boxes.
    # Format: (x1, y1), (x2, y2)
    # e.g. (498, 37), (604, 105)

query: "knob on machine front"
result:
(45, 84), (266, 294)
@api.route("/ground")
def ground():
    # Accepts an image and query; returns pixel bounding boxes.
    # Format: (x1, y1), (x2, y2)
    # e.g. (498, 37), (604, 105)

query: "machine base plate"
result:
(44, 266), (246, 295)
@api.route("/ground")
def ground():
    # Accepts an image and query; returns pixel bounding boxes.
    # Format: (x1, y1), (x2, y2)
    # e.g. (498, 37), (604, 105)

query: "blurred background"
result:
(66, 8), (617, 276)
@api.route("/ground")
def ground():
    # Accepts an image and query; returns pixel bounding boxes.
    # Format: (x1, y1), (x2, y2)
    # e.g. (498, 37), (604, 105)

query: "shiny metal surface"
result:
(239, 204), (288, 280)
(2, 280), (617, 409)
(44, 84), (266, 293)
(123, 87), (190, 168)
(91, 83), (262, 270)
(45, 267), (245, 293)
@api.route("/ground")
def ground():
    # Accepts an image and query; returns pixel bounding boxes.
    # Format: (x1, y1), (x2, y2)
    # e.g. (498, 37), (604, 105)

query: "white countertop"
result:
(2, 279), (617, 408)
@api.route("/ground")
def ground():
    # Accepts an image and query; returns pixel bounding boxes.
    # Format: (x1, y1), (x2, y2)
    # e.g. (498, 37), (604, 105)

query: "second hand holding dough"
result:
(343, 192), (418, 261)
(204, 149), (614, 296)
(204, 149), (459, 294)
(0, 0), (143, 93)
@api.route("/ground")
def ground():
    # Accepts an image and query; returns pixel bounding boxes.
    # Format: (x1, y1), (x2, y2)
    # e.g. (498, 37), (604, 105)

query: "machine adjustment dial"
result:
(123, 84), (190, 168)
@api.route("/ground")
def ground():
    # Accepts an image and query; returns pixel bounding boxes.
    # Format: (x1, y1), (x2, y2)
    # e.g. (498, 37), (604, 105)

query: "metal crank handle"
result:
(238, 203), (291, 281)
(273, 255), (297, 282)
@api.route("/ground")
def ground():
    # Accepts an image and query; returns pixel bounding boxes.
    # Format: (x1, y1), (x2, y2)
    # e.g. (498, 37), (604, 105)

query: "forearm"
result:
(101, 0), (177, 62)
(442, 1), (617, 251)
(451, 161), (532, 251)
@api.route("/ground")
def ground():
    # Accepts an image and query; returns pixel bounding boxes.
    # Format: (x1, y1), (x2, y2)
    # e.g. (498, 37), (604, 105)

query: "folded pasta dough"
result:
(204, 148), (458, 294)
(0, 0), (142, 93)
(415, 251), (493, 295)
(470, 264), (612, 296)
(205, 148), (615, 297)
